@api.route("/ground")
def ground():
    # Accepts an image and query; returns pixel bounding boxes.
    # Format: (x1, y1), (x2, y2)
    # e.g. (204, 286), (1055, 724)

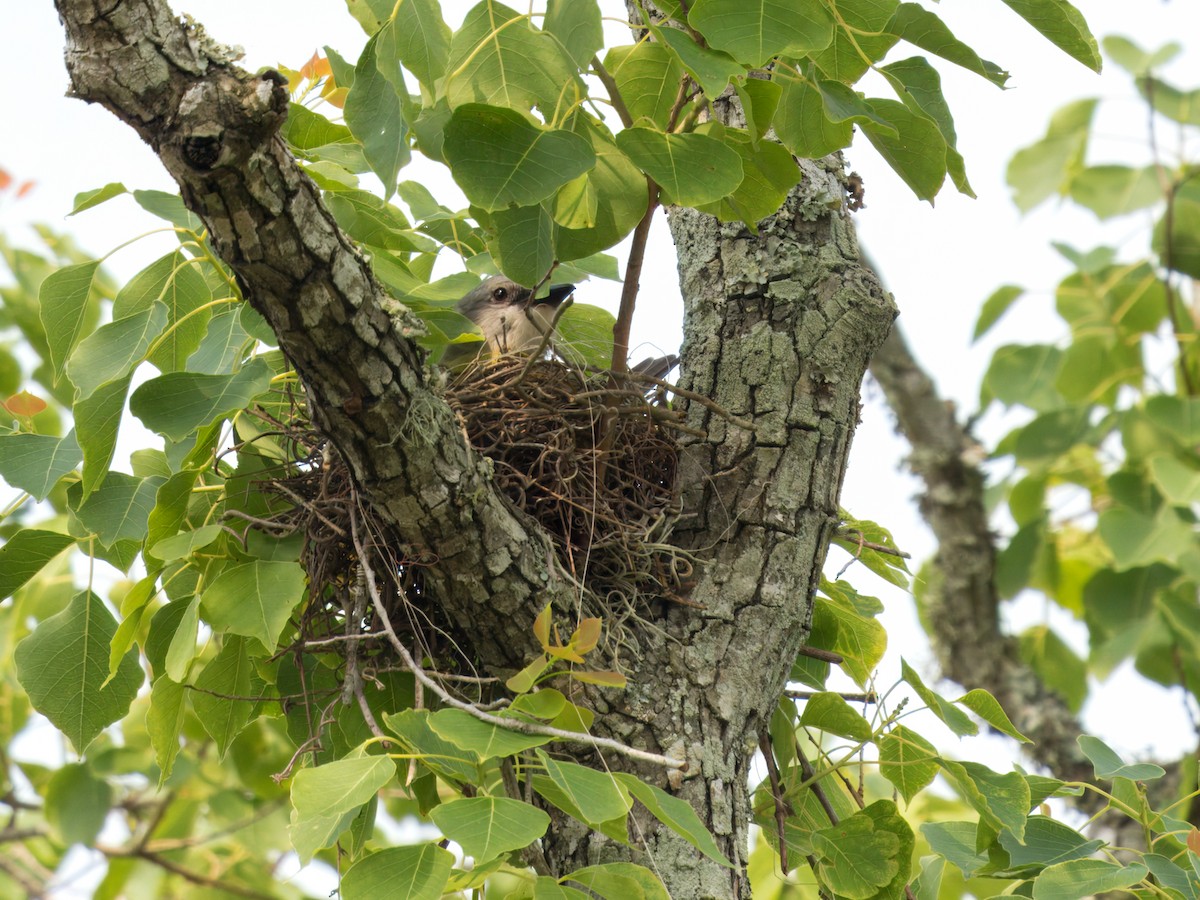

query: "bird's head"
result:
(455, 275), (575, 356)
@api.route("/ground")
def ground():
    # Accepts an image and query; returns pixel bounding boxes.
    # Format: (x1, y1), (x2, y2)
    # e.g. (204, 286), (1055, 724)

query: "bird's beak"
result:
(529, 283), (575, 307)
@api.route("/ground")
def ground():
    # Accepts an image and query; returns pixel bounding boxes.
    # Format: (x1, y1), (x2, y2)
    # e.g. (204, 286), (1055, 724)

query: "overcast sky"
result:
(4, 1), (1200, 768)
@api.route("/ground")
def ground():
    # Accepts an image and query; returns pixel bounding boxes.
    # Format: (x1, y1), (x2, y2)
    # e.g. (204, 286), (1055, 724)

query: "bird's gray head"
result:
(456, 275), (575, 355)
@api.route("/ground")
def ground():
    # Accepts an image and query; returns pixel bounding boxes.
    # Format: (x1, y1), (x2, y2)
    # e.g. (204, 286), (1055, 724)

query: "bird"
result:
(440, 275), (575, 369)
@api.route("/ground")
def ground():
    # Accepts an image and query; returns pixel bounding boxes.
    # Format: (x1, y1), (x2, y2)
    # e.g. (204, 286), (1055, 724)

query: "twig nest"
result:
(445, 357), (681, 590)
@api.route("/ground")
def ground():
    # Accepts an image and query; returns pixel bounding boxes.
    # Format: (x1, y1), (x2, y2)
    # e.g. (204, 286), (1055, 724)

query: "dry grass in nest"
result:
(445, 356), (686, 604)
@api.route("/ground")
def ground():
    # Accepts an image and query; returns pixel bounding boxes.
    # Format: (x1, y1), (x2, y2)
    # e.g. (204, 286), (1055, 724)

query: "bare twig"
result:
(758, 726), (790, 873)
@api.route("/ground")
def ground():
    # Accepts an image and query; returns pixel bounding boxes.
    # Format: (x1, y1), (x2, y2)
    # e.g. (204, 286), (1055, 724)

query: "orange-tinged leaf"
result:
(16, 181), (35, 199)
(571, 670), (628, 688)
(1188, 828), (1200, 854)
(4, 391), (47, 417)
(322, 86), (349, 108)
(300, 51), (331, 81)
(545, 644), (586, 664)
(533, 604), (552, 650)
(0, 168), (11, 190)
(571, 618), (602, 654)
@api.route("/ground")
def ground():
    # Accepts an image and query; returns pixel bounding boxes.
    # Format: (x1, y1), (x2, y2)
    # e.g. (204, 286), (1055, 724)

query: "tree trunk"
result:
(52, 2), (895, 895)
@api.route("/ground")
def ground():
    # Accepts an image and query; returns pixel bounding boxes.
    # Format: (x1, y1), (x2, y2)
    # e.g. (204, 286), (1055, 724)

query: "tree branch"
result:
(868, 324), (1093, 783)
(53, 0), (571, 671)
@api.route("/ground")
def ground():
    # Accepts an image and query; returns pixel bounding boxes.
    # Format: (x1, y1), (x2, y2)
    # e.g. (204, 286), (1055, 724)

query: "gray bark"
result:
(53, 2), (895, 895)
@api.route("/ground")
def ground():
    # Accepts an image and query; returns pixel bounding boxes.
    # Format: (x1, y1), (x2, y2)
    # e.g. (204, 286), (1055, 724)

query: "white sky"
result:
(4, 0), (1200, 781)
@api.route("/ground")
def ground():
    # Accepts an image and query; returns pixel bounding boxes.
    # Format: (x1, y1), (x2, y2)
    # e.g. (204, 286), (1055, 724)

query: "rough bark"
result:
(54, 2), (895, 896)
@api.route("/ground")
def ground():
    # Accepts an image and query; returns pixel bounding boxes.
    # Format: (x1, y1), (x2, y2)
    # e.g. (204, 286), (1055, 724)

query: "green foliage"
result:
(0, 1), (1158, 898)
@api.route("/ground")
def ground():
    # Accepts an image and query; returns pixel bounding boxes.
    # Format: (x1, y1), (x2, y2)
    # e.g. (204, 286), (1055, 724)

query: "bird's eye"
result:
(492, 287), (508, 302)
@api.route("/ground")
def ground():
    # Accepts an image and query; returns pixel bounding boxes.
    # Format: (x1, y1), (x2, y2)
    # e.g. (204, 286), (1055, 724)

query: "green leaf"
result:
(615, 775), (734, 868)
(187, 309), (251, 375)
(344, 32), (409, 197)
(191, 636), (254, 756)
(653, 25), (743, 98)
(910, 856), (946, 900)
(1031, 859), (1147, 900)
(888, 4), (1008, 87)
(1154, 182), (1200, 278)
(537, 750), (631, 825)
(1068, 165), (1161, 220)
(147, 676), (187, 786)
(1018, 625), (1088, 712)
(687, 0), (834, 67)
(14, 591), (144, 753)
(956, 689), (1031, 743)
(69, 182), (128, 215)
(983, 344), (1063, 412)
(0, 529), (75, 600)
(811, 810), (901, 898)
(444, 1), (579, 112)
(45, 763), (112, 845)
(972, 285), (1024, 342)
(382, 0), (452, 91)
(341, 844), (455, 900)
(798, 691), (874, 741)
(998, 815), (1104, 868)
(615, 127), (743, 207)
(736, 77), (781, 143)
(815, 588), (887, 688)
(430, 796), (550, 863)
(564, 863), (669, 900)
(1103, 35), (1181, 76)
(774, 72), (854, 158)
(0, 431), (81, 501)
(426, 708), (553, 760)
(67, 302), (168, 400)
(919, 822), (987, 878)
(133, 189), (203, 231)
(1007, 98), (1097, 212)
(382, 709), (478, 783)
(878, 724), (938, 804)
(999, 0), (1101, 72)
(283, 102), (355, 152)
(810, 0), (899, 83)
(602, 43), (684, 130)
(556, 302), (616, 370)
(487, 203), (556, 287)
(445, 105), (595, 211)
(112, 251), (215, 373)
(129, 357), (273, 442)
(533, 878), (591, 900)
(291, 753), (396, 860)
(862, 98), (947, 201)
(164, 595), (202, 682)
(1098, 505), (1193, 571)
(901, 659), (977, 737)
(694, 126), (802, 225)
(556, 113), (649, 260)
(1144, 854), (1199, 900)
(937, 758), (1031, 842)
(39, 260), (101, 384)
(149, 524), (222, 562)
(1077, 734), (1166, 781)
(70, 472), (165, 547)
(201, 560), (306, 651)
(545, 0), (602, 68)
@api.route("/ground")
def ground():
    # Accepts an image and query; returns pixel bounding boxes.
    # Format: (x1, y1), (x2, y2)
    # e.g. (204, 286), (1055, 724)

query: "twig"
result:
(590, 55), (634, 129)
(97, 844), (275, 900)
(796, 646), (842, 664)
(618, 368), (759, 432)
(348, 495), (687, 771)
(795, 743), (839, 826)
(758, 726), (790, 873)
(611, 180), (660, 375)
(785, 690), (877, 703)
(833, 528), (910, 559)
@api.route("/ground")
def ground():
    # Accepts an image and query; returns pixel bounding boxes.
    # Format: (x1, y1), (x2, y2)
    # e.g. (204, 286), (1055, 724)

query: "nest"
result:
(445, 357), (685, 598)
(250, 357), (688, 678)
